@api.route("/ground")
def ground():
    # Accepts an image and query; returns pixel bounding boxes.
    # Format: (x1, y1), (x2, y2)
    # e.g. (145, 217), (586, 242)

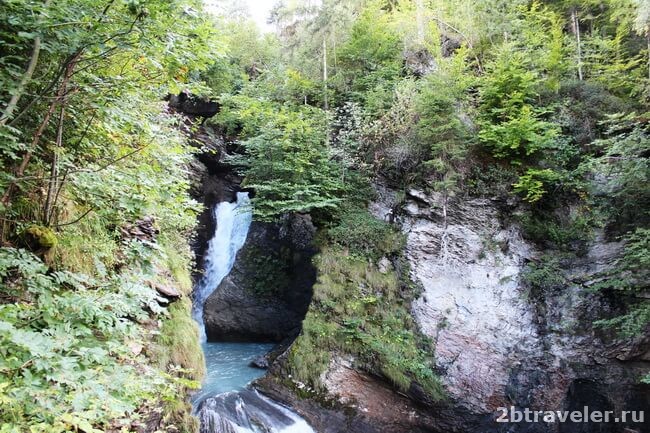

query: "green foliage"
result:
(417, 54), (474, 195)
(466, 163), (519, 198)
(327, 208), (404, 260)
(594, 228), (650, 293)
(512, 168), (561, 203)
(224, 97), (345, 220)
(519, 210), (594, 251)
(360, 79), (425, 185)
(590, 115), (650, 232)
(522, 254), (567, 292)
(0, 1), (213, 430)
(516, 1), (569, 93)
(593, 228), (650, 336)
(555, 80), (630, 146)
(288, 245), (444, 400)
(0, 247), (198, 432)
(336, 5), (403, 112)
(478, 43), (559, 164)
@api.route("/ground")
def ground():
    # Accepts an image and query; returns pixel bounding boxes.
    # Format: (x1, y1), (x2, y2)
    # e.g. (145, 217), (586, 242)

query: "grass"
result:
(53, 212), (119, 276)
(286, 208), (443, 401)
(54, 219), (204, 432)
(148, 235), (205, 433)
(287, 241), (444, 401)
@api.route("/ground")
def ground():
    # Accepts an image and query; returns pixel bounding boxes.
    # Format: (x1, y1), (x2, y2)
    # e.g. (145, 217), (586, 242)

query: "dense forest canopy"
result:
(1, 0), (649, 431)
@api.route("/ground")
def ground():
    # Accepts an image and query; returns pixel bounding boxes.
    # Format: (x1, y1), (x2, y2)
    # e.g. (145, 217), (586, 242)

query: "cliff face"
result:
(203, 214), (317, 342)
(191, 119), (648, 432)
(188, 122), (317, 344)
(366, 184), (650, 432)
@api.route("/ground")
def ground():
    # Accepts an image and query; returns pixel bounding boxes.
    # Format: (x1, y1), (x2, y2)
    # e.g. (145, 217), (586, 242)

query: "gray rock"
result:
(249, 354), (270, 369)
(203, 215), (317, 342)
(377, 257), (392, 274)
(167, 90), (219, 120)
(395, 188), (649, 430)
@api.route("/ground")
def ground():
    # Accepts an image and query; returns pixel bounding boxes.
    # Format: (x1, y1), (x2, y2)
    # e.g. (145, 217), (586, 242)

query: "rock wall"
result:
(369, 183), (649, 433)
(182, 109), (317, 343)
(203, 214), (317, 342)
(185, 122), (243, 277)
(186, 110), (648, 431)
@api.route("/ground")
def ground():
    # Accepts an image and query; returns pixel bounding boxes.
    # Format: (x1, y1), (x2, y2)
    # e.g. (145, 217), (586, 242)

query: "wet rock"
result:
(197, 389), (313, 433)
(249, 354), (270, 369)
(186, 125), (243, 277)
(203, 214), (317, 342)
(167, 90), (219, 120)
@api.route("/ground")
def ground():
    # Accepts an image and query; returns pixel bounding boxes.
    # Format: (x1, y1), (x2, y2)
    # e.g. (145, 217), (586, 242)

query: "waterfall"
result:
(193, 191), (315, 433)
(193, 191), (253, 342)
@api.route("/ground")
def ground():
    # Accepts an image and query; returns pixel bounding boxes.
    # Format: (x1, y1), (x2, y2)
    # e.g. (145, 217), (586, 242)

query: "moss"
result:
(151, 236), (204, 432)
(153, 299), (205, 380)
(239, 245), (291, 296)
(287, 244), (445, 401)
(327, 207), (405, 260)
(23, 225), (58, 248)
(53, 214), (118, 275)
(160, 233), (194, 295)
(147, 298), (203, 433)
(161, 398), (200, 433)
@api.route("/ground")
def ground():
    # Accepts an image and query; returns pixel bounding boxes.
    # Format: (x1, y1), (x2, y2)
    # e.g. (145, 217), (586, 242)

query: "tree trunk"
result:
(0, 0), (51, 126)
(323, 38), (328, 111)
(647, 33), (650, 80)
(416, 0), (425, 45)
(0, 53), (80, 209)
(44, 105), (65, 225)
(571, 8), (584, 81)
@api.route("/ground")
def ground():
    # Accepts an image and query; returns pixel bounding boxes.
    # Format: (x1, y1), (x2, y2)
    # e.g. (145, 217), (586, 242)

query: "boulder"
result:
(203, 214), (317, 342)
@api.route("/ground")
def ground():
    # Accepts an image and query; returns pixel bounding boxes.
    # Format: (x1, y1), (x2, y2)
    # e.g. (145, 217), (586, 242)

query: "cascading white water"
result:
(192, 192), (315, 433)
(198, 390), (315, 433)
(192, 192), (253, 342)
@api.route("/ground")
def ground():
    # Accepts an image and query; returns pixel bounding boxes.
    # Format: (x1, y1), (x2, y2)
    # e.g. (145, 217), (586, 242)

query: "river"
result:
(191, 192), (315, 433)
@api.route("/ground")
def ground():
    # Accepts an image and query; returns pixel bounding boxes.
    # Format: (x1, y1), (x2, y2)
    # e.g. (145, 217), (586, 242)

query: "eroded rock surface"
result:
(370, 184), (649, 432)
(401, 190), (540, 411)
(203, 214), (317, 342)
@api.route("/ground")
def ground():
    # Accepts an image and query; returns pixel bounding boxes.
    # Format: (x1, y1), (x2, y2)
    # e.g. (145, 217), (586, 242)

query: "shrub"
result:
(477, 44), (559, 164)
(593, 229), (650, 337)
(512, 168), (561, 203)
(0, 248), (199, 432)
(326, 208), (404, 260)
(521, 254), (566, 292)
(519, 211), (593, 251)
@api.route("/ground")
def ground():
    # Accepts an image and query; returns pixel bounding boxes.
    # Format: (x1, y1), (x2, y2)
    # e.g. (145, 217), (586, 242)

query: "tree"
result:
(227, 98), (344, 220)
(633, 0), (650, 78)
(477, 43), (558, 164)
(417, 53), (474, 223)
(336, 5), (403, 112)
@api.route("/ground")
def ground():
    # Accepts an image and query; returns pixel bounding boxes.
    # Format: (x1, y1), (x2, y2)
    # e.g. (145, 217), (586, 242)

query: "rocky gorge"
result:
(5, 2), (650, 432)
(185, 107), (648, 432)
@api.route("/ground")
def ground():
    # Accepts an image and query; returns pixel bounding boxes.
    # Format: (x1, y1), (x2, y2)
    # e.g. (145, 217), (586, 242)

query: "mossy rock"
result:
(22, 225), (58, 250)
